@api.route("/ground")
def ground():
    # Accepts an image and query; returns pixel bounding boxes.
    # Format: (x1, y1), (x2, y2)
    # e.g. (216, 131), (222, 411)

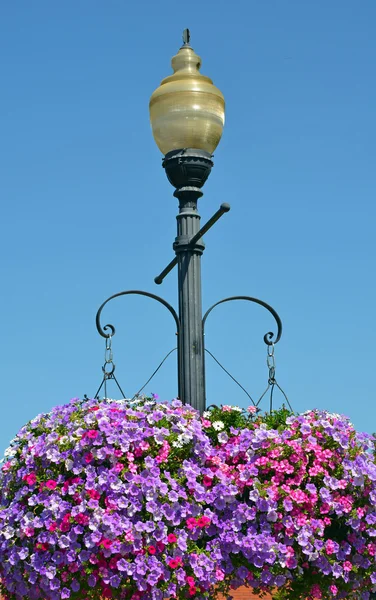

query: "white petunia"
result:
(203, 411), (211, 419)
(177, 433), (191, 445)
(212, 421), (224, 431)
(3, 526), (15, 540)
(4, 447), (17, 457)
(127, 398), (142, 405)
(176, 421), (187, 431)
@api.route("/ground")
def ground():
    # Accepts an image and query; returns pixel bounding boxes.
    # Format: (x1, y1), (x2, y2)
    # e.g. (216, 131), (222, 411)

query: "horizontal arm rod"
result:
(154, 202), (230, 285)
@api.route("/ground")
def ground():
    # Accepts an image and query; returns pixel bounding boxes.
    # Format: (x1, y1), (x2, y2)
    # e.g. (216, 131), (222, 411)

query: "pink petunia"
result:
(87, 489), (101, 500)
(330, 585), (338, 596)
(310, 584), (322, 599)
(23, 473), (37, 485)
(45, 479), (57, 490)
(75, 513), (89, 525)
(84, 452), (94, 463)
(169, 559), (180, 569)
(196, 516), (210, 528)
(325, 540), (336, 555)
(186, 517), (197, 530)
(36, 542), (49, 551)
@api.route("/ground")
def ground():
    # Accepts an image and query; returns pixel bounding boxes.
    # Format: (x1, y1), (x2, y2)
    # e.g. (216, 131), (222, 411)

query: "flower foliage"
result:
(1, 397), (376, 600)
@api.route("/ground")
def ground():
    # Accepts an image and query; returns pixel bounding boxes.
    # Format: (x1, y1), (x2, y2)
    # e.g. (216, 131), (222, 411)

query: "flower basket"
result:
(1, 397), (375, 600)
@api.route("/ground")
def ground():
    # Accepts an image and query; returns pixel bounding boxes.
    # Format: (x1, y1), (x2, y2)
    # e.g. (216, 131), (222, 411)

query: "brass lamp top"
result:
(149, 30), (225, 156)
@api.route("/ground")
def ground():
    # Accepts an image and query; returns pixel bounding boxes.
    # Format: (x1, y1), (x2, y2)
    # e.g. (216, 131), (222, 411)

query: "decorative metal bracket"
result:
(202, 296), (282, 407)
(96, 290), (180, 338)
(202, 296), (282, 346)
(95, 290), (181, 397)
(95, 290), (284, 409)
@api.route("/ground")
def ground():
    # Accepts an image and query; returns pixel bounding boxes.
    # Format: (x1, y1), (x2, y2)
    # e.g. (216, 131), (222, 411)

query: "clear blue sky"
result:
(1, 1), (375, 454)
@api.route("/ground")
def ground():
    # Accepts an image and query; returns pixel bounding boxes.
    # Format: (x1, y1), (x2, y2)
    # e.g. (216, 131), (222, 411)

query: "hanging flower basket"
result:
(1, 397), (376, 600)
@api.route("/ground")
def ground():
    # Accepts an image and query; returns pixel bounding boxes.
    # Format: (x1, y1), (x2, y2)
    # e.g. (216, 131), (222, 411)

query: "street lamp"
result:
(149, 29), (224, 156)
(95, 31), (283, 415)
(149, 29), (225, 412)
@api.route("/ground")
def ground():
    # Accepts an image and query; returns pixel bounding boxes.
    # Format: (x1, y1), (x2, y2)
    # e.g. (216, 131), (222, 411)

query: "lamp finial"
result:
(182, 28), (190, 46)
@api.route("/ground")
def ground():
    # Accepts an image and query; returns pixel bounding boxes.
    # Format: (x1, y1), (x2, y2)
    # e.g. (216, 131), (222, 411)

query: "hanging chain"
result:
(93, 335), (177, 401)
(256, 343), (292, 413)
(103, 336), (115, 377)
(94, 335), (126, 400)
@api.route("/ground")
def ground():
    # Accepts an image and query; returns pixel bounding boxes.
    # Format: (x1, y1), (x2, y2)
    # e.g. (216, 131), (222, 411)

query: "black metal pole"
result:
(174, 187), (205, 411)
(162, 148), (213, 412)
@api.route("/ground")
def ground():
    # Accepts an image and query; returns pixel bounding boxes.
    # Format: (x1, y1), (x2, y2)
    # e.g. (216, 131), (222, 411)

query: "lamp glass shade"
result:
(149, 40), (225, 156)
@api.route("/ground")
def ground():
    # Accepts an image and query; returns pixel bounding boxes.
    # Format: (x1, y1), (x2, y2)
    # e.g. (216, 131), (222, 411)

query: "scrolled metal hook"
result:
(264, 331), (277, 346)
(96, 290), (180, 339)
(103, 324), (115, 337)
(202, 295), (282, 346)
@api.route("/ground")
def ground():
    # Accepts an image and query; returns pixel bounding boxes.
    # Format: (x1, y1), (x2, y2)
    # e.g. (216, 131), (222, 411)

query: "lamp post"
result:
(95, 30), (283, 415)
(149, 29), (225, 413)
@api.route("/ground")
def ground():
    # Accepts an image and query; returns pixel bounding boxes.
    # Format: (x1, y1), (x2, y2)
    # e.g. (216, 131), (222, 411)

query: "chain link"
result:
(103, 336), (115, 376)
(266, 343), (276, 384)
(104, 336), (113, 363)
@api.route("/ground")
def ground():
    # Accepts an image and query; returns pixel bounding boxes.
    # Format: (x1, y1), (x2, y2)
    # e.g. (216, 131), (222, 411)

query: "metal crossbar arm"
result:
(154, 259), (177, 286)
(189, 202), (230, 246)
(154, 203), (230, 284)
